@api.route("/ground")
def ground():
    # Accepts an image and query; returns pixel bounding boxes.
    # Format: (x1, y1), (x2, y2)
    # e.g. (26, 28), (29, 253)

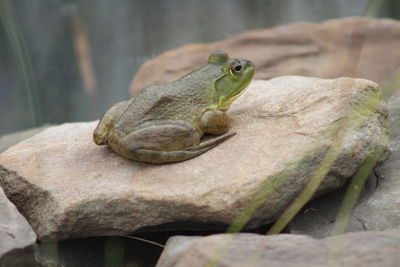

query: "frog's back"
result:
(116, 63), (222, 128)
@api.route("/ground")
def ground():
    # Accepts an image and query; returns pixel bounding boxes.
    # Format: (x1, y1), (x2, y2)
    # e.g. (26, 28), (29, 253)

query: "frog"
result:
(93, 51), (255, 163)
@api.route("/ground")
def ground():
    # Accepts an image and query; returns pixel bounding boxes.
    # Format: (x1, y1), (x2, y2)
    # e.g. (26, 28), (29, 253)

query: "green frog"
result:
(93, 51), (255, 163)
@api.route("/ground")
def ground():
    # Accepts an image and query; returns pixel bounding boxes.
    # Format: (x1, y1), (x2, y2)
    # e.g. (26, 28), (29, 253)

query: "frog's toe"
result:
(93, 130), (108, 145)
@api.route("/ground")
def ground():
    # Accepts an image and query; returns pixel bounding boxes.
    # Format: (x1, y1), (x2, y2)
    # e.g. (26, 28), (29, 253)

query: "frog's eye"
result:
(230, 61), (243, 76)
(234, 65), (242, 72)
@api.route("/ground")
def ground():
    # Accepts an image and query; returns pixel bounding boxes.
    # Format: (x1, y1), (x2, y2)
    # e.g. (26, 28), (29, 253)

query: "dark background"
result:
(1, 0), (399, 135)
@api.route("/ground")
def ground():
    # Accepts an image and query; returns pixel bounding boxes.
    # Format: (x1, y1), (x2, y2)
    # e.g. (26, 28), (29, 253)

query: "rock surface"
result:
(0, 187), (36, 267)
(0, 76), (388, 241)
(130, 17), (400, 96)
(156, 236), (202, 267)
(156, 230), (400, 267)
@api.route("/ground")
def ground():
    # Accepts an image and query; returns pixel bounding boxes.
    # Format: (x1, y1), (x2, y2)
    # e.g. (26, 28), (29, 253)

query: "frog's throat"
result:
(218, 90), (245, 111)
(213, 74), (248, 111)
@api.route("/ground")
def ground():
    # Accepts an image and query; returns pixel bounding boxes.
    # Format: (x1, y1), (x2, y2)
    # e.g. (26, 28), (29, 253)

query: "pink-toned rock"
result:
(156, 230), (400, 267)
(0, 76), (388, 241)
(130, 17), (400, 96)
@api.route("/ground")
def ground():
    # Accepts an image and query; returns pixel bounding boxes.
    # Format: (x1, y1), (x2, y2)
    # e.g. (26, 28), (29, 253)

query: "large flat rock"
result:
(130, 17), (400, 95)
(0, 187), (36, 267)
(156, 230), (400, 267)
(0, 76), (388, 241)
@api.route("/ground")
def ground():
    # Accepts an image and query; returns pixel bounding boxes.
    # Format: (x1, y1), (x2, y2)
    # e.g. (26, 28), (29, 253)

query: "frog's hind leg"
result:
(93, 100), (130, 145)
(113, 120), (235, 163)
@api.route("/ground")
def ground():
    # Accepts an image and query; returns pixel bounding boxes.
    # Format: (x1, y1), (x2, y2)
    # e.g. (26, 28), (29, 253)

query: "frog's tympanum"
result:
(93, 51), (255, 163)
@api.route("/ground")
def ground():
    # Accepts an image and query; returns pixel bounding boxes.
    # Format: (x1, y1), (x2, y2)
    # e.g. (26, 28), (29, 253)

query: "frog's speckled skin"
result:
(93, 51), (255, 163)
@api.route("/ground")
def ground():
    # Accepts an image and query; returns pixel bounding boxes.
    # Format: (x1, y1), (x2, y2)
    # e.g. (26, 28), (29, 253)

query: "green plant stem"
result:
(363, 0), (387, 16)
(267, 143), (342, 235)
(331, 151), (382, 236)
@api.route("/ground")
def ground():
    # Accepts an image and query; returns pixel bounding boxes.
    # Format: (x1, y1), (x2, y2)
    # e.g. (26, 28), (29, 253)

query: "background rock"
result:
(156, 230), (400, 267)
(130, 17), (400, 96)
(0, 77), (388, 241)
(0, 187), (36, 267)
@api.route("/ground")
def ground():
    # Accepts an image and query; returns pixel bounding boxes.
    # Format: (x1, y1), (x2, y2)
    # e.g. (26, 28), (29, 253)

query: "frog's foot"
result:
(185, 132), (236, 151)
(93, 100), (130, 145)
(133, 132), (235, 164)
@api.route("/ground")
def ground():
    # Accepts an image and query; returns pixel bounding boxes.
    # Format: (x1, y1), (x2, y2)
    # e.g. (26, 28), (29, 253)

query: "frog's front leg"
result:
(200, 110), (231, 135)
(110, 120), (234, 163)
(93, 100), (130, 145)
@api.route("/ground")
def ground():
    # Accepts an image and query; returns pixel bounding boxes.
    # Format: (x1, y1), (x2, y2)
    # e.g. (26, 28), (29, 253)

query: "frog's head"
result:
(208, 51), (255, 111)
